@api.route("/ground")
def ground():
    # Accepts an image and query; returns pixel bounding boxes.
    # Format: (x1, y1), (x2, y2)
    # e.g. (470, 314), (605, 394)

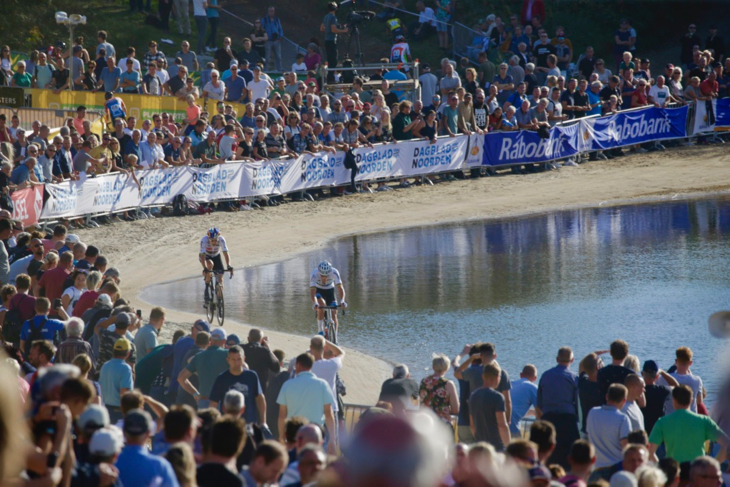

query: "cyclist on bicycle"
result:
(200, 228), (233, 290)
(310, 260), (347, 334)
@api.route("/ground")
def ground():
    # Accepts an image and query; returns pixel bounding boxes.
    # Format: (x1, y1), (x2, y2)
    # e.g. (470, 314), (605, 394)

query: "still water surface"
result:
(147, 197), (730, 397)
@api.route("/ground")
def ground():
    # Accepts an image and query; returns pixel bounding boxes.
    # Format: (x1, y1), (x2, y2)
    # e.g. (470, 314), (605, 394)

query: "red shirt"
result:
(8, 292), (36, 322)
(38, 267), (71, 304)
(72, 290), (100, 318)
(699, 78), (718, 96)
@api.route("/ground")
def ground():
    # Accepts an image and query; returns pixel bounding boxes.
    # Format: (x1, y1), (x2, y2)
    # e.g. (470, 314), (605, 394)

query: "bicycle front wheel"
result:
(205, 282), (215, 322)
(216, 282), (225, 326)
(326, 320), (337, 345)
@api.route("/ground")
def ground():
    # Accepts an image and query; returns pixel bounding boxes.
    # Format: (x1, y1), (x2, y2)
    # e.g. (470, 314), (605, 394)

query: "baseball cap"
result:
(422, 63), (430, 71)
(363, 102), (372, 109)
(113, 337), (131, 352)
(226, 334), (241, 347)
(78, 404), (110, 431)
(252, 65), (261, 71)
(712, 61), (722, 69)
(230, 59), (238, 67)
(89, 427), (124, 456)
(240, 59), (250, 66)
(194, 319), (211, 332)
(641, 58), (650, 64)
(642, 360), (659, 374)
(66, 234), (81, 244)
(123, 409), (152, 436)
(307, 81), (316, 87)
(211, 328), (227, 340)
(96, 294), (113, 307)
(115, 312), (132, 327)
(528, 465), (551, 481)
(276, 77), (285, 82)
(666, 63), (674, 69)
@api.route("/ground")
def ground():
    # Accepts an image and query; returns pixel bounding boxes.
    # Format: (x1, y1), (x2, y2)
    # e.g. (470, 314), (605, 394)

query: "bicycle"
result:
(204, 267), (233, 326)
(315, 295), (345, 344)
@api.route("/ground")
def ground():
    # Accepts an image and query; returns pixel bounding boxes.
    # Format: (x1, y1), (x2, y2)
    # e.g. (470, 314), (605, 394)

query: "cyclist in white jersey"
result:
(310, 260), (347, 334)
(199, 227), (233, 288)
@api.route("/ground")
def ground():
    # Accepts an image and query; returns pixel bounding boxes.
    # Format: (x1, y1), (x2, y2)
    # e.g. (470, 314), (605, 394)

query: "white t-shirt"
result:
(620, 400), (644, 432)
(659, 372), (703, 413)
(125, 56), (141, 72)
(203, 81), (226, 101)
(62, 286), (86, 314)
(219, 135), (238, 160)
(157, 68), (170, 86)
(418, 7), (436, 26)
(192, 0), (206, 16)
(248, 79), (271, 102)
(291, 62), (307, 73)
(648, 85), (670, 107)
(311, 356), (343, 412)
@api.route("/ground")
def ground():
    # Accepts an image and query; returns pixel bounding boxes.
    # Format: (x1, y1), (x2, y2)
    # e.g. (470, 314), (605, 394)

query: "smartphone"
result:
(52, 298), (62, 310)
(136, 309), (142, 319)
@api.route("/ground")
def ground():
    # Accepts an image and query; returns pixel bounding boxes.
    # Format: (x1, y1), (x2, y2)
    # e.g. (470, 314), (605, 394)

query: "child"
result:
(292, 53), (307, 73)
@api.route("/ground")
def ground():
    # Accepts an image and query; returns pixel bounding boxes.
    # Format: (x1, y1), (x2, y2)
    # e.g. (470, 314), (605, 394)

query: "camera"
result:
(346, 10), (375, 30)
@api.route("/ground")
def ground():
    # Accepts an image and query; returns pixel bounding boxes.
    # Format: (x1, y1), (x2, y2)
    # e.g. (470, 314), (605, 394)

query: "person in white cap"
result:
(74, 426), (123, 486)
(178, 327), (229, 409)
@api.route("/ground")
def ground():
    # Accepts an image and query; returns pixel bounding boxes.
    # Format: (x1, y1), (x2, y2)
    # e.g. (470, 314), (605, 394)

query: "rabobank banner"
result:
(482, 122), (579, 166)
(713, 98), (730, 131)
(581, 106), (688, 150)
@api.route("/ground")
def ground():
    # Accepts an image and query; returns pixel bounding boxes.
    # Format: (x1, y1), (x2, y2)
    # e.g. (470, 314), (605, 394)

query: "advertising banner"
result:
(11, 185), (44, 226)
(581, 106), (689, 151)
(713, 98), (730, 131)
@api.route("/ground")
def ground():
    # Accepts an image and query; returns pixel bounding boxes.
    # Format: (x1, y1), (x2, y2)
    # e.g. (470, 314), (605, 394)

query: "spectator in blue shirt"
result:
(224, 64), (247, 103)
(536, 346), (579, 468)
(19, 297), (66, 355)
(262, 7), (284, 72)
(510, 364), (538, 437)
(10, 157), (39, 186)
(97, 57), (122, 93)
(116, 409), (180, 487)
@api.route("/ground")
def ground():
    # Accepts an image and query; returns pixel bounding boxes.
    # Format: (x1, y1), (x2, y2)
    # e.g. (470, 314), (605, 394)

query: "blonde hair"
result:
(432, 353), (451, 373)
(165, 442), (198, 487)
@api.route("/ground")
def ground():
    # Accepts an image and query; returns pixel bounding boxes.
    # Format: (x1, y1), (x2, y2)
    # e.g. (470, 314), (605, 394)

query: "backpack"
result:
(173, 194), (190, 216)
(3, 294), (29, 347)
(24, 317), (48, 356)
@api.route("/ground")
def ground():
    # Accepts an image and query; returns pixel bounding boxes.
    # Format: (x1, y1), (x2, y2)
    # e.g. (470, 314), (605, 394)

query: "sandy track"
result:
(74, 144), (730, 404)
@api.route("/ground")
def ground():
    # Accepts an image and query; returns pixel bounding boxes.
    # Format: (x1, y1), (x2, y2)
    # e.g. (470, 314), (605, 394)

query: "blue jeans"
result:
(195, 16), (207, 53)
(265, 40), (282, 71)
(197, 398), (211, 409)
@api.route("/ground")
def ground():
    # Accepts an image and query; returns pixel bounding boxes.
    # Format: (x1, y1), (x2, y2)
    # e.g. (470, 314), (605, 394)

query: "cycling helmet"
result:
(318, 261), (332, 276)
(207, 228), (220, 239)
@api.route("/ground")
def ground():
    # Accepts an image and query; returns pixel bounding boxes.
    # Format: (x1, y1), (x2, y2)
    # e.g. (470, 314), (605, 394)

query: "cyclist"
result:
(200, 228), (233, 295)
(310, 260), (347, 335)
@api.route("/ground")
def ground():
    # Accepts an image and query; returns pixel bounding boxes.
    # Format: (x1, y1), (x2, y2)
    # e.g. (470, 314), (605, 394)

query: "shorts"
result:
(205, 254), (224, 272)
(436, 19), (449, 33)
(314, 287), (337, 306)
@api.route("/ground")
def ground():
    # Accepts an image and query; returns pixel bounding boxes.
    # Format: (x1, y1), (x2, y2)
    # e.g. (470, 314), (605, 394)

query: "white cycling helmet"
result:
(318, 261), (332, 276)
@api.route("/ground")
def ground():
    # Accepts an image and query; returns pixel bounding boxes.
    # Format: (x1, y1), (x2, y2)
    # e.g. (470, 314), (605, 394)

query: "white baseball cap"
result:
(211, 328), (227, 340)
(89, 427), (124, 456)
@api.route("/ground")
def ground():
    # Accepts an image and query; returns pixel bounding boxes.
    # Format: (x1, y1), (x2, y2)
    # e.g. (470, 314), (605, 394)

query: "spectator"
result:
(209, 345), (266, 425)
(141, 62), (163, 96)
(689, 457), (723, 487)
(240, 441), (289, 486)
(659, 347), (704, 414)
(55, 317), (93, 365)
(97, 57), (121, 93)
(205, 0), (221, 53)
(19, 297), (66, 355)
(262, 7), (284, 72)
(116, 409), (180, 486)
(410, 1), (436, 41)
(521, 0), (545, 25)
(134, 306), (165, 361)
(455, 343), (512, 422)
(560, 439), (596, 486)
(193, 0), (208, 54)
(469, 363), (510, 451)
(640, 360), (677, 435)
(597, 340), (635, 400)
(509, 364), (537, 437)
(614, 19), (635, 70)
(98, 337), (134, 423)
(529, 420), (557, 466)
(706, 25), (724, 63)
(279, 424), (323, 485)
(379, 364), (418, 411)
(586, 384), (631, 472)
(680, 24), (701, 67)
(203, 69), (226, 103)
(277, 353), (336, 453)
(649, 384), (730, 464)
(241, 328), (279, 393)
(8, 272), (36, 323)
(196, 416), (247, 485)
(214, 37), (237, 72)
(178, 327), (229, 409)
(620, 374), (646, 432)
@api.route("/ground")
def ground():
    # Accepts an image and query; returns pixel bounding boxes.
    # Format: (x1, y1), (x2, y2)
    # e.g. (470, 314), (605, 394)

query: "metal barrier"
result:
(0, 106), (102, 133)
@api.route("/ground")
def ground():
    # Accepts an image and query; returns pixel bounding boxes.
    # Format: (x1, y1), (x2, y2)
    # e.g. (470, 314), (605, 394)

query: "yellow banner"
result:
(24, 89), (247, 127)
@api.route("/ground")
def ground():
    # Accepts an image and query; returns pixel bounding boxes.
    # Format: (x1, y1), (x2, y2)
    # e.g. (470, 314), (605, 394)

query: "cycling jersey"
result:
(310, 267), (342, 290)
(200, 235), (229, 257)
(390, 42), (411, 64)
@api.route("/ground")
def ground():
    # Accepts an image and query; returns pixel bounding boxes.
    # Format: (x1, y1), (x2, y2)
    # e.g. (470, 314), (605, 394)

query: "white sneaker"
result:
(636, 148), (648, 153)
(562, 160), (578, 167)
(239, 204), (253, 211)
(596, 152), (608, 160)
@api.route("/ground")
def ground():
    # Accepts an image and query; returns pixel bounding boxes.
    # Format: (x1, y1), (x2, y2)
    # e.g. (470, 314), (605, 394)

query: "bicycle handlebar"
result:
(204, 267), (235, 278)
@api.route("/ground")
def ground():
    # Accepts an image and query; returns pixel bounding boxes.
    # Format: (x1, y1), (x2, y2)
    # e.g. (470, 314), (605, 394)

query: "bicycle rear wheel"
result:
(205, 281), (215, 323)
(216, 282), (225, 326)
(326, 320), (337, 345)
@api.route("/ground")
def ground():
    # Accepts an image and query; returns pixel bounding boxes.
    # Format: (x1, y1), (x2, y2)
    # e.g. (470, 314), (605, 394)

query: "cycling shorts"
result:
(205, 254), (224, 272)
(315, 287), (337, 306)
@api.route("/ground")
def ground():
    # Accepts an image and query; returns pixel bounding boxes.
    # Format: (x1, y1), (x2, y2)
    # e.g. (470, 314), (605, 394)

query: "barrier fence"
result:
(8, 101), (728, 228)
(0, 106), (103, 135)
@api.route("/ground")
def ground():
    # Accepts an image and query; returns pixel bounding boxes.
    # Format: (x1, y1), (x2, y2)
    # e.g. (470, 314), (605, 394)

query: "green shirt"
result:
(13, 72), (32, 87)
(648, 408), (723, 463)
(186, 345), (229, 397)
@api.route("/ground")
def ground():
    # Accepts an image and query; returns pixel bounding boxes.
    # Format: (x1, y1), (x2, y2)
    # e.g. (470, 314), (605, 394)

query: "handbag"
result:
(343, 149), (357, 170)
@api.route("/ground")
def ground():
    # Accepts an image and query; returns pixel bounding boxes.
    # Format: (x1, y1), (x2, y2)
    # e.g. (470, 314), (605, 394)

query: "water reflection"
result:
(147, 197), (730, 397)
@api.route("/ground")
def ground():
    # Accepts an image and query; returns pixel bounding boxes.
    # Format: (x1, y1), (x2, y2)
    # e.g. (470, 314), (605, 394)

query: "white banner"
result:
(279, 153), (345, 193)
(692, 99), (717, 134)
(240, 160), (285, 198)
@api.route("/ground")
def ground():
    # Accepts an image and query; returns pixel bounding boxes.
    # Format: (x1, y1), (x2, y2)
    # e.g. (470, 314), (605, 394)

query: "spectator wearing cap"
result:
(75, 245), (99, 271)
(225, 334), (241, 349)
(178, 327), (229, 408)
(96, 311), (137, 377)
(242, 328), (280, 393)
(116, 409), (179, 486)
(135, 306), (166, 362)
(224, 64), (247, 104)
(98, 337), (134, 422)
(74, 426), (123, 486)
(76, 404), (111, 462)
